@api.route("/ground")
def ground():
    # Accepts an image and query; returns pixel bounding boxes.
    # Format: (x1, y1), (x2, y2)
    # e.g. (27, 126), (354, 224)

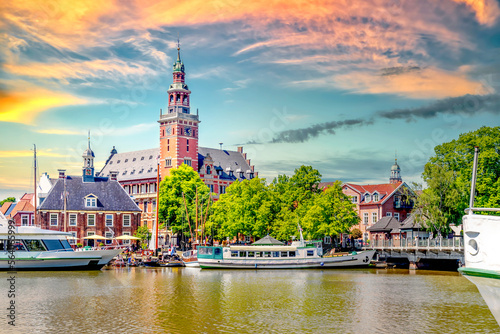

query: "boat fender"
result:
(320, 262), (324, 266)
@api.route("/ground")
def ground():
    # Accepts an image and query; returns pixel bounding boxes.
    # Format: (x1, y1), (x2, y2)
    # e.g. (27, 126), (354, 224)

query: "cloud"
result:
(0, 150), (68, 158)
(35, 129), (82, 135)
(377, 93), (500, 121)
(0, 85), (87, 125)
(107, 123), (157, 136)
(452, 0), (500, 26)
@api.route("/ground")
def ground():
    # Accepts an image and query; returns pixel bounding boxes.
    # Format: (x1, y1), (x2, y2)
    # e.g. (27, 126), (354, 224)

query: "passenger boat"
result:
(197, 232), (375, 269)
(181, 249), (199, 267)
(0, 222), (122, 270)
(458, 147), (500, 325)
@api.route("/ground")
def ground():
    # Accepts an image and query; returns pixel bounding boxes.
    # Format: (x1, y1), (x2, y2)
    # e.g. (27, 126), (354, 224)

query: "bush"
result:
(76, 243), (83, 248)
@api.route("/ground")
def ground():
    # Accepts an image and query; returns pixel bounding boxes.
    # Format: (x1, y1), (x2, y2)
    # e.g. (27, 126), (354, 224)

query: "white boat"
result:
(198, 232), (375, 269)
(458, 146), (500, 325)
(0, 221), (122, 270)
(182, 249), (200, 267)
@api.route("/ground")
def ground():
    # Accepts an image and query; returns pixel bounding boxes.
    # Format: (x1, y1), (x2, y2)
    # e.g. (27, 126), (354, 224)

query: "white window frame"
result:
(372, 212), (377, 223)
(245, 235), (251, 243)
(351, 196), (358, 203)
(105, 214), (113, 227)
(85, 197), (97, 207)
(394, 213), (400, 221)
(123, 232), (131, 245)
(373, 193), (379, 202)
(363, 213), (369, 225)
(105, 232), (113, 245)
(386, 212), (392, 217)
(87, 231), (95, 237)
(365, 193), (371, 202)
(69, 231), (77, 245)
(21, 214), (29, 226)
(50, 213), (58, 226)
(69, 213), (77, 226)
(123, 214), (131, 227)
(87, 214), (96, 226)
(184, 159), (192, 166)
(324, 236), (331, 244)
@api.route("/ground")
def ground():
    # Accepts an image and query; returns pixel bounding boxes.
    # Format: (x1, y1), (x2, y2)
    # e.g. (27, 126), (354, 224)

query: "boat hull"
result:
(460, 269), (500, 325)
(199, 250), (375, 269)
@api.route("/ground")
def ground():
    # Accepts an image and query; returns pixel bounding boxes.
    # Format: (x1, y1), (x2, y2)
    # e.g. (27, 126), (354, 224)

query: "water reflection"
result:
(2, 268), (498, 333)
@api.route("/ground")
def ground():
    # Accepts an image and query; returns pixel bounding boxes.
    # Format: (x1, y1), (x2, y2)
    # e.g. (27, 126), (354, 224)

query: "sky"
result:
(1, 0), (500, 200)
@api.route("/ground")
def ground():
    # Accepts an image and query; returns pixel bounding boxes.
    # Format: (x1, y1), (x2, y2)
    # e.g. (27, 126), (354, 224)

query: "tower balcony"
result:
(158, 111), (199, 123)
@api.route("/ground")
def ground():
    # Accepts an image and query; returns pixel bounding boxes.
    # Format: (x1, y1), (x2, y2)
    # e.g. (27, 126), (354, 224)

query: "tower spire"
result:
(177, 33), (181, 62)
(88, 130), (91, 149)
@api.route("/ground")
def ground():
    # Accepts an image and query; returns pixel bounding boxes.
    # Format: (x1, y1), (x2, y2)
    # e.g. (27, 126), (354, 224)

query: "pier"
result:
(369, 237), (464, 269)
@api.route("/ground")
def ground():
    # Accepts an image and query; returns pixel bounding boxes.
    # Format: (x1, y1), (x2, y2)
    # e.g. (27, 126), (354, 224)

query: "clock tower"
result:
(158, 41), (200, 178)
(82, 132), (95, 182)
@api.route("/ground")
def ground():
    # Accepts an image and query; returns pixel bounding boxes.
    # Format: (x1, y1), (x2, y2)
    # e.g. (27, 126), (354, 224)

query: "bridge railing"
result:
(371, 237), (463, 250)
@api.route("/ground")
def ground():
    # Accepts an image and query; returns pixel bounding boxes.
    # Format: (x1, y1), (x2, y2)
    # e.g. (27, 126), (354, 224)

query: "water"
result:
(1, 268), (499, 333)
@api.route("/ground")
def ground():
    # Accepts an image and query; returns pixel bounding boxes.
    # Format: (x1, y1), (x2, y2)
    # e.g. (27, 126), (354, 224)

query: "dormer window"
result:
(85, 194), (97, 207)
(229, 171), (234, 177)
(365, 193), (371, 202)
(217, 169), (222, 176)
(373, 193), (379, 202)
(249, 173), (254, 179)
(206, 165), (211, 174)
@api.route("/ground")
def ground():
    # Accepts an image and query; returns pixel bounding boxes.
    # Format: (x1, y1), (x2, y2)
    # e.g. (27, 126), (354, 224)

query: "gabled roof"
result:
(341, 181), (411, 206)
(198, 147), (253, 181)
(39, 176), (141, 212)
(399, 213), (424, 231)
(367, 216), (402, 233)
(252, 235), (284, 245)
(0, 202), (14, 215)
(3, 203), (16, 216)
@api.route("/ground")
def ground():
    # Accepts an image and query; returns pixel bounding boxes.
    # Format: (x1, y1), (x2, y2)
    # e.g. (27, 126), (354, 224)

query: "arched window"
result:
(176, 94), (180, 102)
(170, 95), (173, 102)
(207, 165), (211, 174)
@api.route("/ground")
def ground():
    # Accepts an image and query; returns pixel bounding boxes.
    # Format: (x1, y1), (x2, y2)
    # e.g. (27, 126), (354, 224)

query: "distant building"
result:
(38, 140), (141, 246)
(3, 193), (35, 226)
(98, 44), (257, 230)
(368, 212), (429, 246)
(320, 159), (414, 242)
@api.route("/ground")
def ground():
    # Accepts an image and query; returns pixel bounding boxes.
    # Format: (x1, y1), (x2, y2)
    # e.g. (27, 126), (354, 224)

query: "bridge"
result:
(368, 237), (464, 269)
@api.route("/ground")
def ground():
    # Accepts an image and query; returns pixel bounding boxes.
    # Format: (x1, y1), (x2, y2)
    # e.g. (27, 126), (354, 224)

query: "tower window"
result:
(125, 159), (128, 163)
(170, 95), (173, 102)
(176, 94), (180, 102)
(183, 159), (192, 166)
(141, 157), (144, 161)
(117, 160), (121, 163)
(149, 155), (153, 159)
(133, 158), (136, 162)
(165, 159), (172, 167)
(207, 165), (211, 174)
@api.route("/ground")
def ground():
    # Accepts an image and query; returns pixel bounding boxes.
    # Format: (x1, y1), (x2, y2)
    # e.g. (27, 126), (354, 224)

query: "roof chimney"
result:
(58, 169), (66, 179)
(237, 146), (243, 153)
(110, 171), (118, 181)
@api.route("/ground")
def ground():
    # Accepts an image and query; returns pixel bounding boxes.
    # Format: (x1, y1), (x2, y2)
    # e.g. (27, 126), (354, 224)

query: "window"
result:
(166, 159), (172, 167)
(123, 214), (131, 227)
(85, 197), (97, 207)
(149, 155), (153, 159)
(363, 213), (368, 225)
(25, 239), (46, 251)
(87, 214), (96, 226)
(125, 159), (128, 163)
(280, 251), (288, 257)
(141, 157), (144, 161)
(249, 173), (254, 179)
(219, 185), (226, 194)
(117, 160), (121, 163)
(351, 196), (358, 203)
(144, 201), (148, 212)
(21, 215), (29, 226)
(289, 251), (296, 257)
(394, 213), (400, 221)
(245, 235), (251, 243)
(324, 236), (331, 244)
(231, 251), (238, 257)
(229, 171), (234, 177)
(365, 194), (370, 202)
(122, 232), (131, 245)
(69, 214), (77, 226)
(363, 232), (369, 242)
(373, 193), (379, 202)
(386, 212), (392, 217)
(372, 212), (378, 223)
(210, 184), (214, 192)
(183, 159), (191, 166)
(50, 213), (58, 226)
(307, 250), (315, 257)
(69, 232), (77, 245)
(187, 140), (189, 152)
(105, 232), (113, 245)
(206, 165), (211, 174)
(105, 214), (113, 227)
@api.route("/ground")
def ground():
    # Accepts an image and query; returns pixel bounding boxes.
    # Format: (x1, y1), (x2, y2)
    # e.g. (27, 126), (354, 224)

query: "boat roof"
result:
(0, 224), (72, 237)
(230, 245), (297, 252)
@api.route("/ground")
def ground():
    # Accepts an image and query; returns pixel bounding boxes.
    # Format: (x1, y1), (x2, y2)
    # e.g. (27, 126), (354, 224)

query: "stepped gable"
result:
(99, 148), (160, 181)
(198, 147), (254, 181)
(39, 176), (141, 212)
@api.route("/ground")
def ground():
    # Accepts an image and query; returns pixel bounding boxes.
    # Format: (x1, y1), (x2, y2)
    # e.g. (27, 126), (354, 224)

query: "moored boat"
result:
(458, 147), (500, 325)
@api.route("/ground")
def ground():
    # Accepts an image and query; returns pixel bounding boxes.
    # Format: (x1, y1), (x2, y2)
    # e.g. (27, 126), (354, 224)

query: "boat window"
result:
(255, 252), (262, 258)
(307, 250), (314, 256)
(231, 251), (238, 257)
(289, 251), (296, 257)
(0, 240), (5, 251)
(24, 240), (46, 252)
(60, 239), (73, 250)
(247, 251), (255, 257)
(280, 251), (288, 257)
(272, 251), (280, 257)
(214, 248), (222, 256)
(264, 251), (271, 258)
(239, 251), (246, 257)
(42, 239), (65, 251)
(7, 241), (26, 251)
(198, 247), (213, 256)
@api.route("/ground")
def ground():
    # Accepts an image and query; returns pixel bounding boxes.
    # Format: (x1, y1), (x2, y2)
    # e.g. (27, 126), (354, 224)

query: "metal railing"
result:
(370, 237), (463, 250)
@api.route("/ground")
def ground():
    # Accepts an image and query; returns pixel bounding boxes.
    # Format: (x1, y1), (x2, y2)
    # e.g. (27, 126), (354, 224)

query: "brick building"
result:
(37, 141), (141, 246)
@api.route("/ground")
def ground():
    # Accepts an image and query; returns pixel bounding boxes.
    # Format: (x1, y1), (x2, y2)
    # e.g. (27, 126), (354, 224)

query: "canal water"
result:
(2, 268), (499, 333)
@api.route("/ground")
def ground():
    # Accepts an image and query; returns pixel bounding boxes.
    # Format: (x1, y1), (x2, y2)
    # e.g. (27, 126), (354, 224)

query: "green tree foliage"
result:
(207, 166), (359, 242)
(416, 126), (500, 232)
(0, 197), (15, 206)
(350, 228), (362, 240)
(134, 225), (151, 243)
(158, 164), (210, 236)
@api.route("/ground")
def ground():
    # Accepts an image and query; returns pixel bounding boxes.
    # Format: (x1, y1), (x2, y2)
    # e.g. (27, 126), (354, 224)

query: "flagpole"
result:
(155, 161), (160, 251)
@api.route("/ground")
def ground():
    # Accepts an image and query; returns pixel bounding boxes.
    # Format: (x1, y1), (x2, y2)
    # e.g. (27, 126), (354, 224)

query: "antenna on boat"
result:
(297, 221), (305, 247)
(468, 146), (480, 215)
(33, 144), (37, 227)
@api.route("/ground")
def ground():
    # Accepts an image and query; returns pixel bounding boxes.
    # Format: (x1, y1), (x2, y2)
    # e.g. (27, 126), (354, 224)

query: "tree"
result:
(158, 164), (210, 238)
(134, 225), (151, 248)
(0, 197), (15, 206)
(350, 228), (362, 240)
(415, 126), (500, 232)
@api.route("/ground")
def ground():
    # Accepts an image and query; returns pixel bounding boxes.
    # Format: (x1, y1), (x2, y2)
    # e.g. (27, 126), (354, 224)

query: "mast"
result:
(63, 176), (67, 232)
(469, 146), (480, 214)
(195, 185), (198, 243)
(33, 144), (37, 226)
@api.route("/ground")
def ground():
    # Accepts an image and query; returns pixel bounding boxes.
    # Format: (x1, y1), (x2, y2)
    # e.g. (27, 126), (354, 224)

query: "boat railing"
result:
(371, 237), (464, 250)
(465, 208), (500, 213)
(75, 245), (127, 252)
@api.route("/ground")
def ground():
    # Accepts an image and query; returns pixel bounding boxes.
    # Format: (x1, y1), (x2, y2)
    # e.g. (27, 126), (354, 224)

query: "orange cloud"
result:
(452, 0), (500, 26)
(0, 85), (87, 125)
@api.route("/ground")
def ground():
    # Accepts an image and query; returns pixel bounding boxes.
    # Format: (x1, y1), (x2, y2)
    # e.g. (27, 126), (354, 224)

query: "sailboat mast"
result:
(195, 185), (198, 243)
(63, 176), (67, 232)
(155, 162), (160, 250)
(33, 144), (37, 226)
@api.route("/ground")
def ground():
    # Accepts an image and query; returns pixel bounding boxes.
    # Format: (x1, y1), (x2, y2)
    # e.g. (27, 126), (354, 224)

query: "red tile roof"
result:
(344, 181), (403, 205)
(0, 202), (13, 215)
(8, 200), (35, 218)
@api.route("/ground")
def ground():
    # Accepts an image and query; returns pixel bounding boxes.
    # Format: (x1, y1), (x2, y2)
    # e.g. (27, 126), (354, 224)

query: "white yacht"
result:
(0, 221), (122, 270)
(458, 147), (500, 325)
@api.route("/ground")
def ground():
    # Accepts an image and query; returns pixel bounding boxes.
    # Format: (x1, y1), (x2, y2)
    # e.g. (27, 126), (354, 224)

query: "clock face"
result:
(85, 168), (92, 175)
(185, 126), (192, 136)
(166, 126), (171, 135)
